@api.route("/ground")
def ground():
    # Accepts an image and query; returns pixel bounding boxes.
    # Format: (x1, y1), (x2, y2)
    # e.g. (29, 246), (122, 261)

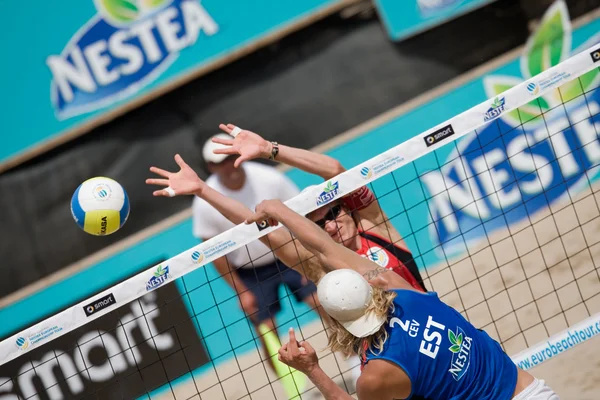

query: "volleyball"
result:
(70, 177), (130, 236)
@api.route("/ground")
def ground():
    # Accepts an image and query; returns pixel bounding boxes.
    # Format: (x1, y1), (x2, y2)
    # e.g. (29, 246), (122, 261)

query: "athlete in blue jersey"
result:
(245, 199), (559, 400)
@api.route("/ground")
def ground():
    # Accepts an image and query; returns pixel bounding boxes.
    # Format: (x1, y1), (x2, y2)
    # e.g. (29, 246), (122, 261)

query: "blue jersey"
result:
(365, 290), (517, 400)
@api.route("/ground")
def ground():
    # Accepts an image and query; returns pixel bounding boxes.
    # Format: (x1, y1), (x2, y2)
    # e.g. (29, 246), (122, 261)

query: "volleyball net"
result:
(1, 41), (600, 399)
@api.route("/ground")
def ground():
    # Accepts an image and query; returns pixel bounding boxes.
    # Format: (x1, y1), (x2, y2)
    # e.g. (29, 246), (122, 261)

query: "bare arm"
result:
(215, 124), (345, 180)
(278, 328), (355, 400)
(247, 200), (413, 290)
(146, 155), (320, 280)
(214, 124), (403, 245)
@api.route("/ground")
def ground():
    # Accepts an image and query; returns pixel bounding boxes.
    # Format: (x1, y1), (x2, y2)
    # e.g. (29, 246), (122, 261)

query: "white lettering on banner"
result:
(419, 316), (445, 359)
(422, 101), (600, 237)
(47, 0), (218, 116)
(7, 293), (173, 399)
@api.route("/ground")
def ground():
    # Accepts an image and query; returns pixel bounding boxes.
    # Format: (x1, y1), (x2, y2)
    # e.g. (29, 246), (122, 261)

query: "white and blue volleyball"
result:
(71, 177), (130, 236)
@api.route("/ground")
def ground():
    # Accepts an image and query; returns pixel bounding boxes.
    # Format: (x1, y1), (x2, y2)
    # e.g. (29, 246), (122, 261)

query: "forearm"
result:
(270, 203), (332, 259)
(274, 144), (345, 180)
(307, 367), (355, 400)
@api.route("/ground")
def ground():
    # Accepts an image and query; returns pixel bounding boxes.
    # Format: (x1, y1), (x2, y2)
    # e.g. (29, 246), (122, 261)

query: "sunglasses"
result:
(313, 204), (343, 229)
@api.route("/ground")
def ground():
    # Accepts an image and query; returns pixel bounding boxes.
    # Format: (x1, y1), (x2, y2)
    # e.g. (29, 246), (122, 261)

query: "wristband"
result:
(269, 141), (279, 160)
(342, 186), (375, 211)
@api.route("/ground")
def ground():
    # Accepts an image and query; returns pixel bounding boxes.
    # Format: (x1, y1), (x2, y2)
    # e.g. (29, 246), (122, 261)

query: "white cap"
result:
(317, 269), (386, 338)
(202, 133), (232, 164)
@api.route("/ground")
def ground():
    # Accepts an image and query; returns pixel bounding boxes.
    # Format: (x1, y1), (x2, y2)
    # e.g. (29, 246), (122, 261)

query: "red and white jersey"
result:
(356, 230), (424, 292)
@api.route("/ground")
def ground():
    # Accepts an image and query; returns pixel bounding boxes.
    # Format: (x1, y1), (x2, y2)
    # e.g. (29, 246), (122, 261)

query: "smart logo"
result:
(316, 181), (340, 206)
(146, 264), (170, 291)
(447, 327), (472, 381)
(423, 124), (455, 147)
(83, 293), (116, 317)
(47, 0), (219, 119)
(191, 250), (204, 264)
(360, 167), (373, 179)
(483, 97), (506, 122)
(16, 337), (30, 351)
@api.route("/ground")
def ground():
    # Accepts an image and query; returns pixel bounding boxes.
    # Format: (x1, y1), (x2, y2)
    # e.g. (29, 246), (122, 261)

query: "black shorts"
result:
(236, 260), (317, 322)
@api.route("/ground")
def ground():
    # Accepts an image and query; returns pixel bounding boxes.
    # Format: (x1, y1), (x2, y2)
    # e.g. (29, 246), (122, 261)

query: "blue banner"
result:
(375, 0), (497, 41)
(0, 0), (341, 166)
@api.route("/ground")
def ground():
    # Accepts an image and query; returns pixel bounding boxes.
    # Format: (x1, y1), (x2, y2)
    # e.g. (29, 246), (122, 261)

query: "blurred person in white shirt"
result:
(193, 134), (321, 371)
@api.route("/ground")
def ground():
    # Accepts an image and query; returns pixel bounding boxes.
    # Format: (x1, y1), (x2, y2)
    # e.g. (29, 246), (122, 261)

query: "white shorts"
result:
(513, 378), (559, 400)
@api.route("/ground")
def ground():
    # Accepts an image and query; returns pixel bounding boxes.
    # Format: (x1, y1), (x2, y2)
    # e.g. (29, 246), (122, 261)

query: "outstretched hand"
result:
(146, 154), (205, 197)
(214, 124), (272, 168)
(278, 328), (319, 375)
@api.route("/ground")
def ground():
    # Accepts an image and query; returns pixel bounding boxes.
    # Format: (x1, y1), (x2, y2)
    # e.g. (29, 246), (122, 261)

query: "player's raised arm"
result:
(146, 154), (319, 278)
(214, 123), (345, 179)
(213, 123), (403, 244)
(246, 199), (414, 291)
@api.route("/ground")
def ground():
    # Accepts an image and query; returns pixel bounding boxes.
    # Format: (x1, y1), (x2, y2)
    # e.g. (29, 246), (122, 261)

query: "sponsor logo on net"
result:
(418, 0), (463, 16)
(592, 48), (600, 63)
(48, 0), (219, 119)
(203, 240), (236, 258)
(424, 124), (455, 147)
(316, 181), (340, 206)
(447, 327), (472, 381)
(526, 82), (539, 95)
(360, 156), (405, 180)
(527, 71), (572, 96)
(484, 97), (506, 122)
(83, 292), (116, 317)
(15, 325), (63, 351)
(191, 250), (205, 264)
(146, 264), (170, 291)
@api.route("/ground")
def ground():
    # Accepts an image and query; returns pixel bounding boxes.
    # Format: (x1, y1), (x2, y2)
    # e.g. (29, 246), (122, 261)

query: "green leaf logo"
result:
(154, 265), (165, 278)
(448, 329), (463, 353)
(324, 181), (336, 193)
(95, 0), (173, 26)
(141, 0), (169, 8)
(96, 0), (140, 24)
(521, 0), (571, 79)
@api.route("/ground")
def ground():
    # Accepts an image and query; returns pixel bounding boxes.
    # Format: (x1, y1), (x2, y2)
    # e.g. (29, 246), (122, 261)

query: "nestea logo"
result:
(316, 181), (340, 206)
(447, 327), (472, 381)
(47, 0), (219, 119)
(146, 264), (170, 291)
(483, 97), (506, 121)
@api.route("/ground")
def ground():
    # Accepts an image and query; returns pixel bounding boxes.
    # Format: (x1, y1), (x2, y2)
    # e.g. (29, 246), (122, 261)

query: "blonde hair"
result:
(326, 287), (397, 360)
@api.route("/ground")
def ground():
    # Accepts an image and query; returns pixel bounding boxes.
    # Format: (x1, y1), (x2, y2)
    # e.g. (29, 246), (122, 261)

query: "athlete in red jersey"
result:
(212, 124), (426, 292)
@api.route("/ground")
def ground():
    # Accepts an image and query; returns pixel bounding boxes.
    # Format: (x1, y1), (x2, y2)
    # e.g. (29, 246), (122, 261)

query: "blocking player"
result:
(245, 199), (559, 400)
